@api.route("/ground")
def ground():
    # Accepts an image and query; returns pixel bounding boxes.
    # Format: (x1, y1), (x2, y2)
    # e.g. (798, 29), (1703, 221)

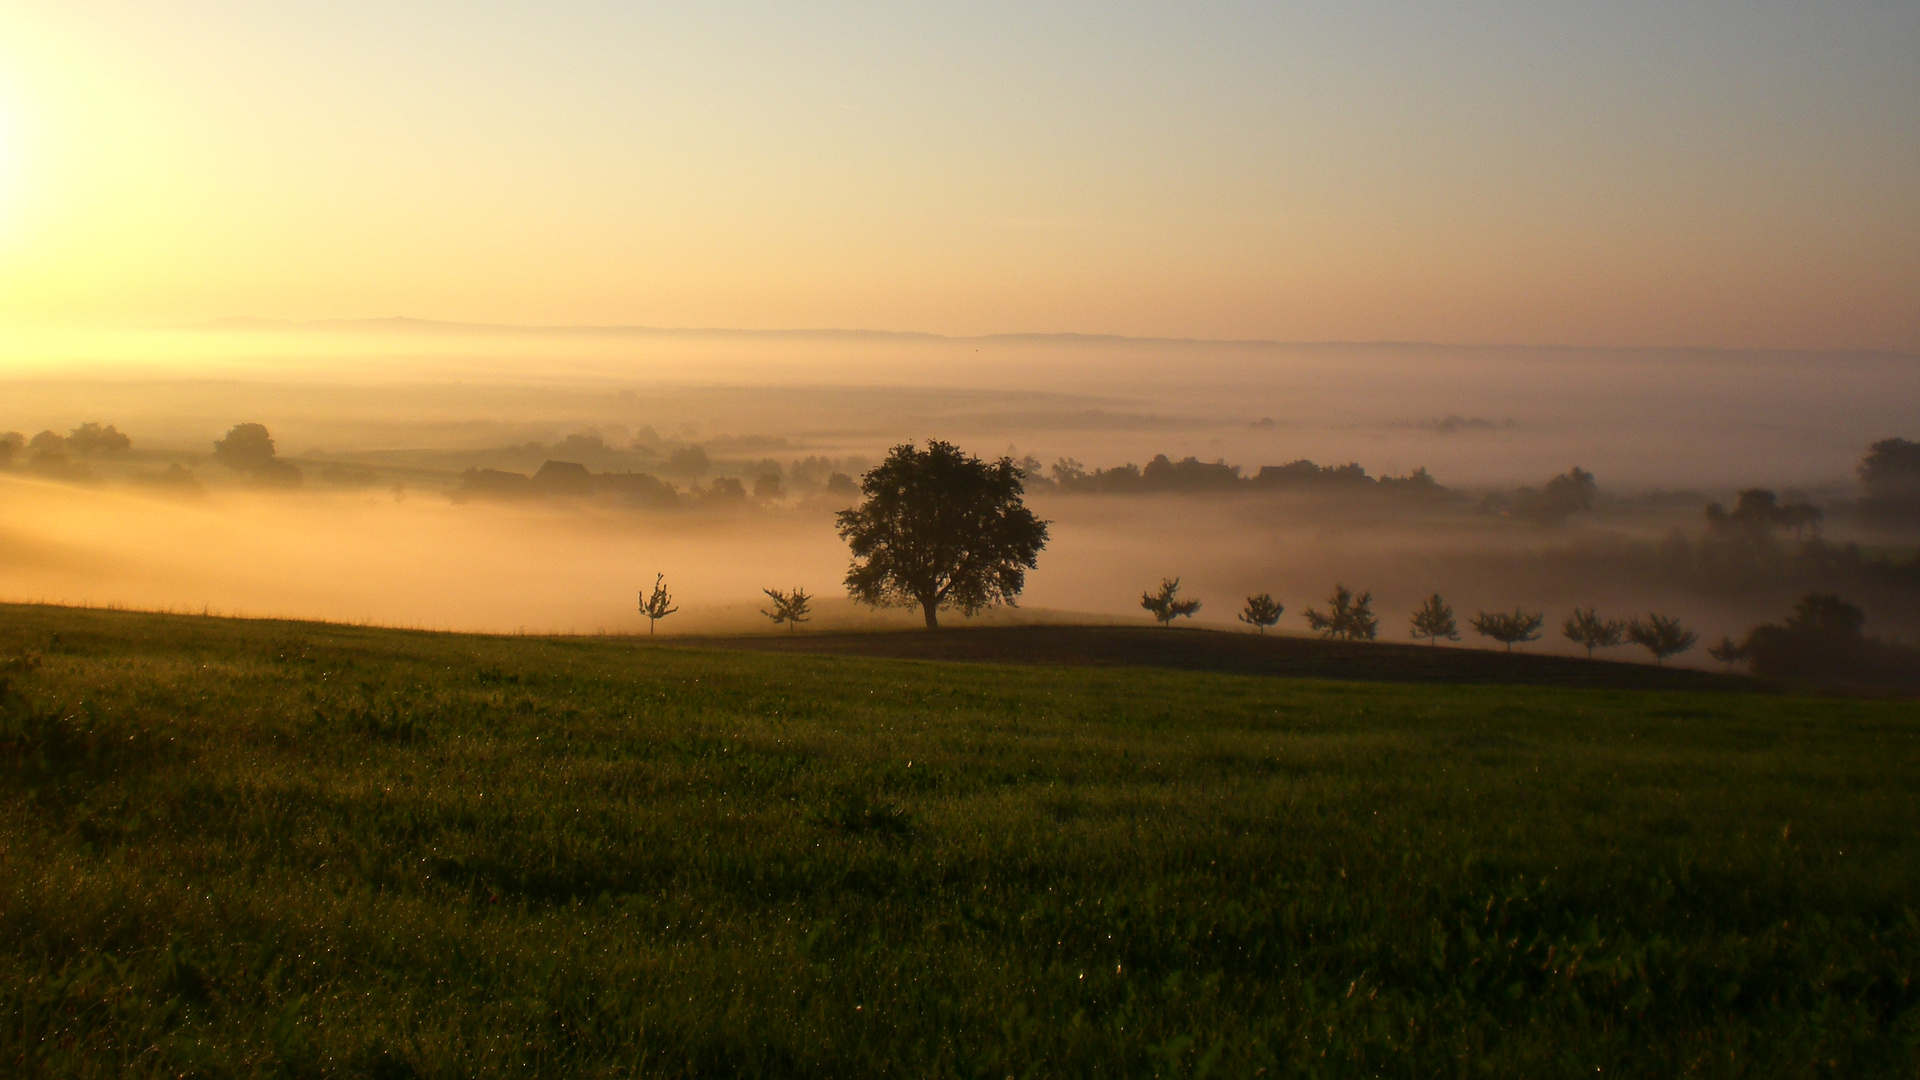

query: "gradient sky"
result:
(0, 1), (1914, 348)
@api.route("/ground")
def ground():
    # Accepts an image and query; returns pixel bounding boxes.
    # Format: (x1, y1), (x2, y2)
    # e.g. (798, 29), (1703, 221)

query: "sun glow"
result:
(0, 97), (17, 233)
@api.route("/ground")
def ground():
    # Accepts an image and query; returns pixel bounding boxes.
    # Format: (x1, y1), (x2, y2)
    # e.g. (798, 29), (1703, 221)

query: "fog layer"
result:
(2, 325), (1915, 659)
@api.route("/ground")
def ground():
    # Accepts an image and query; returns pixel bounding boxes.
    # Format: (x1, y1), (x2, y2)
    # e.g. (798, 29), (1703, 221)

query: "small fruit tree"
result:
(1562, 607), (1625, 659)
(640, 573), (679, 635)
(1627, 614), (1698, 665)
(761, 587), (813, 632)
(1238, 593), (1283, 634)
(1470, 609), (1545, 652)
(1408, 594), (1458, 645)
(1141, 578), (1202, 626)
(1303, 584), (1379, 641)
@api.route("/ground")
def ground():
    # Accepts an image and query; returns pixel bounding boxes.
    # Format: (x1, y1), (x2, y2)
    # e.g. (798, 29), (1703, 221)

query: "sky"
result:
(0, 0), (1915, 349)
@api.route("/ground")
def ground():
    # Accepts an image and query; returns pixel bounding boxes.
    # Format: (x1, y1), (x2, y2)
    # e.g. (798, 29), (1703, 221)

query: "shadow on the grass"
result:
(677, 624), (1767, 692)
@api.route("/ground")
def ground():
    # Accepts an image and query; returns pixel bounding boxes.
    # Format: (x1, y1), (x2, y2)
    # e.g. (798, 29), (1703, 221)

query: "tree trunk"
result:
(922, 602), (939, 629)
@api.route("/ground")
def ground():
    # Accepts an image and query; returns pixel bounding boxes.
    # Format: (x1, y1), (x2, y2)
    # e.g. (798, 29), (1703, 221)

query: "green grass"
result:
(0, 603), (1915, 1078)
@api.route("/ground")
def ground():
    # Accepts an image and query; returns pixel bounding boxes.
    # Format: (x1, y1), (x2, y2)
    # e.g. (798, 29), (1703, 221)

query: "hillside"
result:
(0, 603), (1914, 1077)
(690, 623), (1760, 691)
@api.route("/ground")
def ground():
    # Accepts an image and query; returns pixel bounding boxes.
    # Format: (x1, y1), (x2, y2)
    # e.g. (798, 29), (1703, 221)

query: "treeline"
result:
(1031, 453), (1449, 497)
(1638, 444), (1920, 633)
(1, 420), (320, 491)
(451, 453), (867, 508)
(0, 423), (133, 482)
(1146, 575), (1919, 689)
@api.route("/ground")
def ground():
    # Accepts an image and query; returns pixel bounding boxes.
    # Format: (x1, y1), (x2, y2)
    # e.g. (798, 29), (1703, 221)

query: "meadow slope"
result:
(0, 603), (1914, 1077)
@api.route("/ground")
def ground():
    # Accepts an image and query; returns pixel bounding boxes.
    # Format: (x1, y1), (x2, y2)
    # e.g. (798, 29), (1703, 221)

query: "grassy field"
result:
(0, 603), (1915, 1077)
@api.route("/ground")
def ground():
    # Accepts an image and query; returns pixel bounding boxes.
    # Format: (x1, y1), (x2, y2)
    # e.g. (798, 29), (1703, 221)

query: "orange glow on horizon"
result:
(0, 2), (1914, 352)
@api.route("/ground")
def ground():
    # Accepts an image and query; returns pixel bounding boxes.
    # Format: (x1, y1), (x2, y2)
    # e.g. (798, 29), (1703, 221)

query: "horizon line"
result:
(184, 316), (1919, 359)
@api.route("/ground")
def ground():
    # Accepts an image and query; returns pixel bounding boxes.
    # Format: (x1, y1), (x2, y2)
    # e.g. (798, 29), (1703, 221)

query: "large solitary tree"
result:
(836, 441), (1050, 628)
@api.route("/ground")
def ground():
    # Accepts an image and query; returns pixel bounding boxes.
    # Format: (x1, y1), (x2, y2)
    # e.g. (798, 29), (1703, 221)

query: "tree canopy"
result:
(761, 587), (812, 631)
(213, 423), (303, 487)
(1238, 592), (1282, 634)
(1409, 594), (1458, 645)
(836, 441), (1049, 628)
(1859, 437), (1920, 523)
(640, 574), (678, 635)
(1626, 614), (1697, 664)
(1141, 578), (1202, 626)
(1562, 607), (1625, 658)
(66, 422), (132, 456)
(1303, 584), (1378, 641)
(1471, 609), (1545, 651)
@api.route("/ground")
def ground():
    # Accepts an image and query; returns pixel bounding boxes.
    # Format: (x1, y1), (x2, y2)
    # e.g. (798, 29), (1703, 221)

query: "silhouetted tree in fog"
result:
(1238, 593), (1282, 634)
(1408, 594), (1458, 645)
(1508, 467), (1596, 525)
(704, 477), (747, 503)
(640, 574), (678, 635)
(836, 441), (1049, 629)
(1471, 609), (1544, 651)
(1562, 607), (1625, 659)
(665, 445), (711, 478)
(761, 587), (812, 631)
(1858, 437), (1920, 524)
(1140, 578), (1202, 626)
(1705, 489), (1822, 543)
(1304, 585), (1378, 641)
(1707, 636), (1750, 671)
(1626, 614), (1697, 665)
(213, 423), (302, 487)
(1740, 594), (1890, 680)
(66, 422), (131, 455)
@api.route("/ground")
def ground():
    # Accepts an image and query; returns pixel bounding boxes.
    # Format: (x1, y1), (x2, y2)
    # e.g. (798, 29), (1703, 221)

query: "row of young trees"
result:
(631, 441), (1909, 687)
(1139, 579), (1701, 663)
(639, 442), (1700, 666)
(638, 575), (815, 634)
